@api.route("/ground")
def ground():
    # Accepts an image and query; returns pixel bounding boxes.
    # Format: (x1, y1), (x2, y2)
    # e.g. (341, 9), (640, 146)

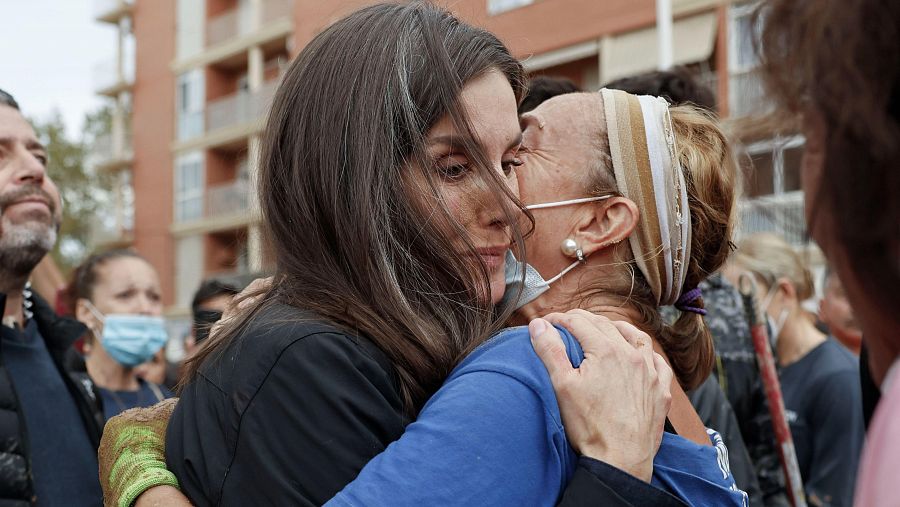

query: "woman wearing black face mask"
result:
(186, 279), (238, 355)
(728, 233), (864, 507)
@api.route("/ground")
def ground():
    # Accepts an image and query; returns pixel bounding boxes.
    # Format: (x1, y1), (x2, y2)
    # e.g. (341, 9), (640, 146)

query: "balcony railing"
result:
(206, 0), (293, 48)
(92, 128), (133, 169)
(93, 57), (134, 94)
(738, 191), (808, 245)
(205, 79), (278, 134)
(206, 179), (250, 220)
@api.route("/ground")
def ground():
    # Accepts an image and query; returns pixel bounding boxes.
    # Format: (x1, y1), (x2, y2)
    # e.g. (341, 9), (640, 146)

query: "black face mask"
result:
(193, 309), (224, 344)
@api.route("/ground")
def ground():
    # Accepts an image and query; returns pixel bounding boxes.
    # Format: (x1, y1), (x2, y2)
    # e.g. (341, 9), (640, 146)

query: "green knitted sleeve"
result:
(98, 398), (181, 507)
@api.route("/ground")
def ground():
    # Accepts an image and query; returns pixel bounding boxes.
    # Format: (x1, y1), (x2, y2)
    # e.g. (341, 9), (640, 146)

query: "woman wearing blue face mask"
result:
(727, 233), (864, 507)
(70, 250), (173, 421)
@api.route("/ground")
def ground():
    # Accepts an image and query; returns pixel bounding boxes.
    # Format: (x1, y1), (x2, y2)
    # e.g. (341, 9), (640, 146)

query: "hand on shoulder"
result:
(529, 309), (673, 482)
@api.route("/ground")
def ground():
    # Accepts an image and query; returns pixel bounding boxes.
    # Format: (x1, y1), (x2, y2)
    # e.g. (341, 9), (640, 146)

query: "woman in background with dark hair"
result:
(756, 0), (900, 504)
(68, 250), (173, 420)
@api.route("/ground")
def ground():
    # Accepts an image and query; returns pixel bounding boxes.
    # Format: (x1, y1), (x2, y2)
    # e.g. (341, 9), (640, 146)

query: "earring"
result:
(560, 238), (578, 257)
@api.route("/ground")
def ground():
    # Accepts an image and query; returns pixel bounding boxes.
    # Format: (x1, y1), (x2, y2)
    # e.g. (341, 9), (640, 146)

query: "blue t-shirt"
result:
(330, 326), (747, 506)
(99, 379), (173, 421)
(1, 320), (103, 506)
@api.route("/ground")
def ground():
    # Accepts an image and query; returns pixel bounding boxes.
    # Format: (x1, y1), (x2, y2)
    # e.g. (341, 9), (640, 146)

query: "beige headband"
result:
(600, 88), (691, 306)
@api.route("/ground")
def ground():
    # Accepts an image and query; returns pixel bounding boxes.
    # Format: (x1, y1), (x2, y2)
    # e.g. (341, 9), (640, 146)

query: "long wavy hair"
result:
(184, 2), (528, 416)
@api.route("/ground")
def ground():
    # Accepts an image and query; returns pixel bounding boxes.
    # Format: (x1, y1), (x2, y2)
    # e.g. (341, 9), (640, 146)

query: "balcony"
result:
(207, 80), (277, 134)
(207, 178), (250, 220)
(94, 0), (133, 24)
(175, 79), (278, 152)
(173, 0), (293, 72)
(207, 0), (292, 47)
(93, 57), (134, 97)
(93, 130), (133, 172)
(738, 191), (808, 246)
(171, 179), (254, 236)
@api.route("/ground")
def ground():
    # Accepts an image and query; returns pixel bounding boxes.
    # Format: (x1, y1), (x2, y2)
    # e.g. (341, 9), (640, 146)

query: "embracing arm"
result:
(532, 312), (688, 507)
(98, 398), (185, 507)
(330, 313), (686, 507)
(100, 332), (406, 507)
(187, 332), (407, 505)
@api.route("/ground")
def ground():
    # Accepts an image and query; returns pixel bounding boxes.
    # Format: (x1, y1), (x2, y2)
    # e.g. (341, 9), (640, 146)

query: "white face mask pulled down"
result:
(500, 196), (612, 310)
(761, 283), (790, 346)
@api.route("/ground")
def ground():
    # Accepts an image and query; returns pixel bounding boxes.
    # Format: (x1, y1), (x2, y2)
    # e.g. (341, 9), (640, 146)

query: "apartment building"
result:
(112, 0), (805, 315)
(92, 0), (137, 250)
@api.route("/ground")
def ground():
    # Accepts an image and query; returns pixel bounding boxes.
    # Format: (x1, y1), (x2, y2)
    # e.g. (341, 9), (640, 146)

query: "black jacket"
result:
(689, 374), (763, 506)
(167, 303), (685, 506)
(0, 292), (105, 506)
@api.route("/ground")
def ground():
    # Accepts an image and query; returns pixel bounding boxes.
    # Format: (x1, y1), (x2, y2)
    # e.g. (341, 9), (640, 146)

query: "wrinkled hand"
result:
(529, 309), (673, 482)
(207, 277), (273, 341)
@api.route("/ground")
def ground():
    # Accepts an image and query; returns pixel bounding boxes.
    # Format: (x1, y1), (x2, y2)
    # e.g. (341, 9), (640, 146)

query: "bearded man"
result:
(0, 88), (104, 506)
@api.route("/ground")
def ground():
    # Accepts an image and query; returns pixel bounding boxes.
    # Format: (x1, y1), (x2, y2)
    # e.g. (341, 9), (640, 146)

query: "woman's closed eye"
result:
(501, 157), (523, 176)
(436, 156), (471, 181)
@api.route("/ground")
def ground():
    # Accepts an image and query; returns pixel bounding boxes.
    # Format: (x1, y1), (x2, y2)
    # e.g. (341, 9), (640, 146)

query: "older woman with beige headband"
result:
(100, 88), (744, 506)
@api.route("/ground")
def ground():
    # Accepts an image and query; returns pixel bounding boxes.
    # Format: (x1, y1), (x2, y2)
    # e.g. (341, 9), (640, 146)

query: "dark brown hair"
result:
(64, 249), (145, 315)
(604, 67), (716, 113)
(519, 76), (581, 114)
(185, 2), (527, 416)
(757, 0), (900, 360)
(582, 103), (737, 390)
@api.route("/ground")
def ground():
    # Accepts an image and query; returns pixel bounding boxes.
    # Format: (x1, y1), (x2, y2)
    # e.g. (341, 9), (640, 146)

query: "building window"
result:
(177, 69), (204, 140)
(175, 151), (204, 222)
(728, 3), (769, 118)
(738, 135), (807, 244)
(487, 0), (533, 15)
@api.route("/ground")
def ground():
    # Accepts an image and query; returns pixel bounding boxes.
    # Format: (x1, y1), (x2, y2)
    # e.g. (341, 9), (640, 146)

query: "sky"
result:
(2, 0), (114, 135)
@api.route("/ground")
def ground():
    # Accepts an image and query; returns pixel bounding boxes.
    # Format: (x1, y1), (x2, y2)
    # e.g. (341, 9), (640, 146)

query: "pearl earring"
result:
(560, 238), (578, 257)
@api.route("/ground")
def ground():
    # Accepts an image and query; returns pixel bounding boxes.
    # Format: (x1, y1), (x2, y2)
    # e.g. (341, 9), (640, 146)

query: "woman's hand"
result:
(529, 309), (673, 482)
(207, 276), (273, 339)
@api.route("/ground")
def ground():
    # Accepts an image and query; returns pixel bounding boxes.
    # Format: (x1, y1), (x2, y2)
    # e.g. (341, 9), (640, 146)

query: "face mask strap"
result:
(540, 257), (586, 287)
(82, 299), (106, 323)
(525, 195), (613, 210)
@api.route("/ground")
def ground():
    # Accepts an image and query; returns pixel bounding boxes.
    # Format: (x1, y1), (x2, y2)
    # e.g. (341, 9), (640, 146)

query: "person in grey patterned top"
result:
(698, 273), (788, 507)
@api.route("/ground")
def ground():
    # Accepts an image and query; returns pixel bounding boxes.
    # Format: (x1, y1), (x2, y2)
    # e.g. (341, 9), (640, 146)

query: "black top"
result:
(166, 303), (687, 507)
(1, 320), (102, 506)
(780, 338), (864, 507)
(688, 374), (763, 507)
(0, 292), (104, 506)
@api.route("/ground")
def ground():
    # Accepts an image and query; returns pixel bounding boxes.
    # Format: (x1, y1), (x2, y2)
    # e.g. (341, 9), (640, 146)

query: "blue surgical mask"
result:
(85, 301), (169, 367)
(501, 195), (613, 310)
